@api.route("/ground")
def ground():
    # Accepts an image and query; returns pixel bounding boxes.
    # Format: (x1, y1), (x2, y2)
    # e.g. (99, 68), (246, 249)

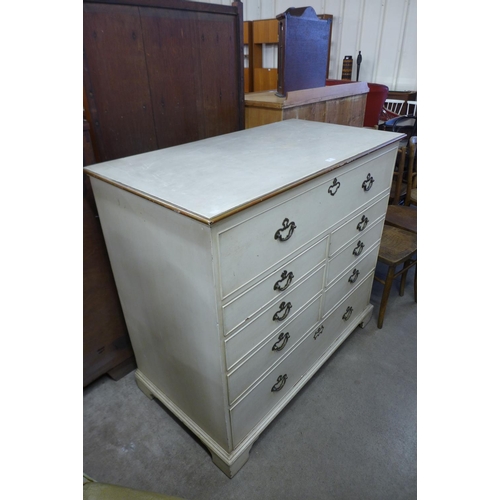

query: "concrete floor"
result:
(83, 263), (416, 500)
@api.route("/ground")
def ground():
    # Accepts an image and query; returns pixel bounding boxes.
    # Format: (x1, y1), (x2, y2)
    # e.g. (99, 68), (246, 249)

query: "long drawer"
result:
(224, 265), (325, 370)
(222, 237), (327, 336)
(227, 295), (322, 405)
(229, 274), (374, 447)
(218, 148), (395, 298)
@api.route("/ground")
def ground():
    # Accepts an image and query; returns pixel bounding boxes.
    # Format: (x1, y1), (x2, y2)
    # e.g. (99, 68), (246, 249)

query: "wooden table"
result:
(244, 82), (369, 129)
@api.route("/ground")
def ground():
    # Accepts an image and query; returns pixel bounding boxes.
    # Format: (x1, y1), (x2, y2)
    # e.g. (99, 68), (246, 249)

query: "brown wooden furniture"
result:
(385, 137), (417, 233)
(251, 19), (279, 92)
(245, 82), (368, 129)
(244, 21), (253, 93)
(374, 225), (417, 329)
(276, 7), (332, 96)
(83, 119), (136, 387)
(388, 146), (407, 205)
(83, 0), (245, 387)
(84, 0), (244, 162)
(405, 136), (417, 206)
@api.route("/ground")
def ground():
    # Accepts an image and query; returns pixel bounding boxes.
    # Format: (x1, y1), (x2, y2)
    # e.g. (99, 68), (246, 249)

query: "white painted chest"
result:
(84, 119), (403, 477)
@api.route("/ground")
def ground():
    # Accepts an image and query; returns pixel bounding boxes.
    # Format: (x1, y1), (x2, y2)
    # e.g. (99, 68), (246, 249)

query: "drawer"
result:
(227, 295), (322, 405)
(326, 217), (384, 286)
(329, 195), (388, 257)
(224, 265), (324, 369)
(222, 237), (327, 336)
(323, 246), (379, 316)
(230, 274), (374, 446)
(218, 148), (395, 298)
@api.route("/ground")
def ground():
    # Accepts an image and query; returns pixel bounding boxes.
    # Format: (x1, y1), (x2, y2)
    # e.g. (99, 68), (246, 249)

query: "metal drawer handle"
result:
(353, 241), (365, 257)
(328, 178), (341, 196)
(271, 374), (288, 392)
(362, 173), (375, 192)
(274, 218), (296, 242)
(348, 269), (360, 284)
(357, 215), (369, 232)
(273, 301), (292, 321)
(342, 306), (353, 321)
(313, 325), (324, 339)
(272, 332), (290, 351)
(274, 270), (294, 292)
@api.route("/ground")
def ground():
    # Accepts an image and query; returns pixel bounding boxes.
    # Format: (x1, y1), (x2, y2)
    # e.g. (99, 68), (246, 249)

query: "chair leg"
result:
(399, 260), (410, 296)
(378, 265), (396, 329)
(414, 264), (417, 302)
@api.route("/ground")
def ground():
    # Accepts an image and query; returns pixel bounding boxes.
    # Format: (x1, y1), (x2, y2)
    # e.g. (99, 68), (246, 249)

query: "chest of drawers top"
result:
(83, 120), (403, 224)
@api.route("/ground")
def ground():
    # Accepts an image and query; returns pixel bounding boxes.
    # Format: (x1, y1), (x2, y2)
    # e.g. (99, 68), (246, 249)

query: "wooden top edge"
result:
(83, 0), (239, 15)
(85, 135), (402, 226)
(245, 82), (369, 109)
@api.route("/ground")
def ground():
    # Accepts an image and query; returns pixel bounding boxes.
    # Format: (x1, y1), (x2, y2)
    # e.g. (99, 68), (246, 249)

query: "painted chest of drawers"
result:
(84, 120), (403, 477)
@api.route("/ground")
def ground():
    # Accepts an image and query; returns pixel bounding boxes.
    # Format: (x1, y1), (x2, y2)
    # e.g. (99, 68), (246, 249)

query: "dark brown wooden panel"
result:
(140, 8), (241, 147)
(83, 3), (158, 161)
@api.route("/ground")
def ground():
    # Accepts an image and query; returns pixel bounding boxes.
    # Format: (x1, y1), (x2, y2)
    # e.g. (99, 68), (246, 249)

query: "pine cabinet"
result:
(84, 120), (403, 477)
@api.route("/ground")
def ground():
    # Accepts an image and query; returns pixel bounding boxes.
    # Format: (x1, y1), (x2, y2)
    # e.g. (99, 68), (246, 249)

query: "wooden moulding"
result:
(245, 82), (369, 110)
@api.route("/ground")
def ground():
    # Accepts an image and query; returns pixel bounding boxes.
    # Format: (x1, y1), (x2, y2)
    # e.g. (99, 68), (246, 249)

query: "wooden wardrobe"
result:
(83, 0), (245, 386)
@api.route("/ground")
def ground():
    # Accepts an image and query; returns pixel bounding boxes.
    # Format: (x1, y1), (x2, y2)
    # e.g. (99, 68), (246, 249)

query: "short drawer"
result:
(326, 217), (384, 286)
(230, 274), (374, 447)
(224, 265), (325, 369)
(227, 295), (321, 405)
(329, 195), (388, 258)
(323, 246), (379, 316)
(222, 237), (327, 336)
(313, 272), (374, 359)
(218, 148), (395, 298)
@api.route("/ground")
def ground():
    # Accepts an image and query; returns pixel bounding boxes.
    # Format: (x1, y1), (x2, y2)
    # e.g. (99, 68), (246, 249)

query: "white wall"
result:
(190, 0), (417, 91)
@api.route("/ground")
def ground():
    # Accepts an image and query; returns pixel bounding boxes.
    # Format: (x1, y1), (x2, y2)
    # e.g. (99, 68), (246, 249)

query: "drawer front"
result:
(218, 148), (395, 298)
(227, 295), (321, 405)
(323, 246), (378, 316)
(224, 265), (325, 369)
(230, 274), (374, 446)
(326, 217), (384, 286)
(329, 195), (388, 258)
(222, 237), (327, 336)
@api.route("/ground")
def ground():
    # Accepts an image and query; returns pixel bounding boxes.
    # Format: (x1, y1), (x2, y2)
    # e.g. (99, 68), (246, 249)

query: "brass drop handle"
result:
(273, 301), (292, 321)
(272, 332), (290, 352)
(274, 218), (296, 242)
(362, 173), (375, 191)
(313, 325), (324, 339)
(348, 269), (360, 283)
(342, 306), (353, 321)
(353, 241), (365, 257)
(274, 270), (294, 292)
(357, 215), (369, 231)
(328, 178), (341, 196)
(271, 374), (288, 392)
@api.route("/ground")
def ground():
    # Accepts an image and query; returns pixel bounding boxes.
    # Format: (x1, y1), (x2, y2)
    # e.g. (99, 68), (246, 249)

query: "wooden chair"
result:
(385, 136), (417, 233)
(374, 225), (417, 328)
(405, 136), (417, 206)
(388, 146), (407, 205)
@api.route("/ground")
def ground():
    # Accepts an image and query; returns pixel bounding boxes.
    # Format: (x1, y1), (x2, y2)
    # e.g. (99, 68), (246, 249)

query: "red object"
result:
(326, 80), (389, 127)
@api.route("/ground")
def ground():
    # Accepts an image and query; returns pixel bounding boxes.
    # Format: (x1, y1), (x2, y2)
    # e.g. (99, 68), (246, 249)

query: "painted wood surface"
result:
(87, 120), (401, 476)
(84, 120), (402, 223)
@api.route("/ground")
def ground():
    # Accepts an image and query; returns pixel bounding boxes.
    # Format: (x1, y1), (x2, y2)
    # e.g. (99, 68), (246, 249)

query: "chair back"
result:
(389, 146), (407, 205)
(384, 99), (405, 115)
(405, 136), (417, 206)
(406, 100), (417, 116)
